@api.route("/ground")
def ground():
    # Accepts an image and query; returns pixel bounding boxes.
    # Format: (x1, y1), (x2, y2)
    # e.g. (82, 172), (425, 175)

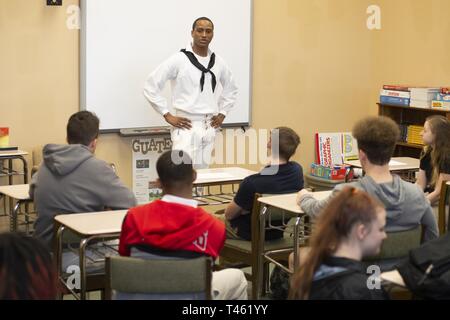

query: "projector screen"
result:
(80, 0), (252, 131)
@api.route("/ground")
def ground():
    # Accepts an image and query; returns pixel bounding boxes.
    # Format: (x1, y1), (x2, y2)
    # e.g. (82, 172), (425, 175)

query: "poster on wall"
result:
(132, 136), (172, 204)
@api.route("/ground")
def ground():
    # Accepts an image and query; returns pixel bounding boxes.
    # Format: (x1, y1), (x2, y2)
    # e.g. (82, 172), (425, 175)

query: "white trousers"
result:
(171, 110), (217, 169)
(212, 268), (248, 300)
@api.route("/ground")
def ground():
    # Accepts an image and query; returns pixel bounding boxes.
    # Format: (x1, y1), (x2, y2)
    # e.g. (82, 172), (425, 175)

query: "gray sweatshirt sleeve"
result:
(96, 162), (137, 209)
(420, 203), (439, 241)
(29, 169), (39, 200)
(299, 188), (340, 219)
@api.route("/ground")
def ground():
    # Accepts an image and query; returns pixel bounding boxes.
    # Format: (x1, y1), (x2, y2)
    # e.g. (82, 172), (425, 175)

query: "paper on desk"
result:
(389, 160), (406, 166)
(196, 172), (234, 181)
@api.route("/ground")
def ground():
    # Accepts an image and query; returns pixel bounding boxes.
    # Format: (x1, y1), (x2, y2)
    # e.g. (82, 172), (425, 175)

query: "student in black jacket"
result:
(289, 187), (389, 300)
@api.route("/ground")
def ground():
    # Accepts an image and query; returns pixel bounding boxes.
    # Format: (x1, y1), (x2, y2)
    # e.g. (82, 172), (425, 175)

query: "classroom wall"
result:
(0, 0), (79, 180)
(370, 0), (450, 105)
(1, 0), (449, 188)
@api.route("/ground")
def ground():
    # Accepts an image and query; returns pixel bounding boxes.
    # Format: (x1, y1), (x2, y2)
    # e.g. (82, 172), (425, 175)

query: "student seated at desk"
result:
(289, 187), (389, 300)
(297, 116), (439, 243)
(0, 232), (58, 300)
(224, 127), (304, 241)
(416, 115), (450, 206)
(119, 150), (248, 300)
(29, 111), (136, 268)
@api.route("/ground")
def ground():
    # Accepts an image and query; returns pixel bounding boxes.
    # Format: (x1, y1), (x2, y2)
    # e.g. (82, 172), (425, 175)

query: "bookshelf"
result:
(377, 103), (450, 158)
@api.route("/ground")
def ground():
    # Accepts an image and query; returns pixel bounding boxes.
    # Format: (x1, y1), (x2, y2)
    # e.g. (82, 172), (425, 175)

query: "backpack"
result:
(269, 265), (290, 300)
(397, 232), (450, 299)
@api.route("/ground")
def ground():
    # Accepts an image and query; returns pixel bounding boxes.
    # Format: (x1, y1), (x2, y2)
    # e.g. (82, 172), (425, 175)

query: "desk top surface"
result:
(380, 269), (406, 287)
(194, 167), (257, 185)
(54, 210), (128, 236)
(0, 184), (31, 200)
(0, 150), (28, 157)
(258, 191), (332, 214)
(345, 157), (420, 171)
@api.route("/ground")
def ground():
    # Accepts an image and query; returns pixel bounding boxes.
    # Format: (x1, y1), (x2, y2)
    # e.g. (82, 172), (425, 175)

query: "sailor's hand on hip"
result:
(211, 114), (225, 129)
(164, 112), (192, 129)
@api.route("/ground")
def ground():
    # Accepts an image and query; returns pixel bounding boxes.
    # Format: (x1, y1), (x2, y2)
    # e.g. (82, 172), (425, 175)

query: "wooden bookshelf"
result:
(396, 142), (424, 149)
(377, 103), (450, 115)
(377, 103), (450, 158)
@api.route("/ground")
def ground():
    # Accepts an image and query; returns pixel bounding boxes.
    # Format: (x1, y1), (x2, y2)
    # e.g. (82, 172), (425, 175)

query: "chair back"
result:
(105, 253), (212, 300)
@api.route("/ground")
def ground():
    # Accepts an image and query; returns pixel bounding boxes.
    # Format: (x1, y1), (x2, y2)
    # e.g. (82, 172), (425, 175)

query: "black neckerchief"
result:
(180, 49), (216, 92)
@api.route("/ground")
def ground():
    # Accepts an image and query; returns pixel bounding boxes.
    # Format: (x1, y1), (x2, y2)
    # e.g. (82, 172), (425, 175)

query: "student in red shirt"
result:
(119, 150), (247, 300)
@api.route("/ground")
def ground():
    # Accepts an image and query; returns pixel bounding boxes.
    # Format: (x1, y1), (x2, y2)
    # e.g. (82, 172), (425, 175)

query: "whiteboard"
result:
(80, 0), (252, 131)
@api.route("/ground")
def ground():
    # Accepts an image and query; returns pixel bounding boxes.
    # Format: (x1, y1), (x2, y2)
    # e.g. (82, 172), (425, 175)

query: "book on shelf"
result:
(382, 85), (410, 92)
(410, 87), (440, 101)
(409, 99), (432, 109)
(342, 132), (359, 162)
(431, 100), (450, 110)
(435, 93), (450, 102)
(407, 140), (424, 145)
(380, 95), (410, 106)
(380, 89), (411, 99)
(310, 163), (352, 181)
(406, 125), (424, 145)
(407, 125), (424, 130)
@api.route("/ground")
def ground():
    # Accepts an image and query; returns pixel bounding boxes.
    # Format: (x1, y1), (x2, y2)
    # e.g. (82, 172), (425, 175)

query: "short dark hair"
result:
(352, 116), (400, 165)
(272, 127), (301, 161)
(66, 111), (99, 146)
(156, 150), (194, 189)
(0, 233), (58, 299)
(192, 17), (214, 31)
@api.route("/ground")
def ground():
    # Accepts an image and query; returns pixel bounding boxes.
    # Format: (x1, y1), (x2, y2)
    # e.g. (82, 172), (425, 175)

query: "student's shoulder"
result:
(396, 177), (430, 206)
(397, 176), (425, 195)
(311, 270), (370, 299)
(288, 161), (303, 172)
(241, 171), (260, 184)
(232, 174), (257, 196)
(85, 157), (115, 170)
(333, 180), (363, 192)
(335, 272), (385, 299)
(126, 201), (158, 217)
(81, 157), (117, 179)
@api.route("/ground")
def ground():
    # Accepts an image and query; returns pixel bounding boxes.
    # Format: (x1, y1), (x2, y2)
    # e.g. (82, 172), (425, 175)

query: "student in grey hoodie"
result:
(297, 116), (438, 242)
(30, 111), (137, 250)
